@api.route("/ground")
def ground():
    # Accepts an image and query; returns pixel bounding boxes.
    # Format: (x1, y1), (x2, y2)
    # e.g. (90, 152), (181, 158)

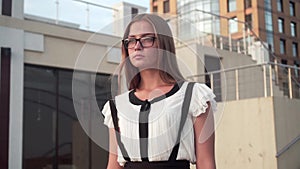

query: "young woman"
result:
(102, 14), (217, 169)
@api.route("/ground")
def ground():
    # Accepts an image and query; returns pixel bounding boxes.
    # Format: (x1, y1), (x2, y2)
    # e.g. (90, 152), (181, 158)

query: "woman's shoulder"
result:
(114, 90), (132, 103)
(181, 81), (212, 91)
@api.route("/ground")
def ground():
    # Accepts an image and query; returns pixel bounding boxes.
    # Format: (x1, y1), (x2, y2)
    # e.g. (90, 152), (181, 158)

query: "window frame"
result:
(292, 42), (298, 57)
(290, 22), (296, 37)
(163, 0), (170, 13)
(278, 18), (284, 33)
(279, 39), (286, 54)
(227, 0), (237, 12)
(289, 1), (295, 16)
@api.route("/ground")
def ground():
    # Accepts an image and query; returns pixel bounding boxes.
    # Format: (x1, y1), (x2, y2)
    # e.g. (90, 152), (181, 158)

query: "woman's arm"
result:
(107, 128), (123, 169)
(194, 102), (216, 169)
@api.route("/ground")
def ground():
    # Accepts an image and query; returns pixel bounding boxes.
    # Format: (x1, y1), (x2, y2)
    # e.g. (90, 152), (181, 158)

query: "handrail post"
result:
(269, 64), (273, 97)
(235, 69), (239, 100)
(237, 41), (241, 53)
(213, 16), (217, 48)
(55, 0), (59, 24)
(243, 24), (246, 54)
(247, 27), (251, 48)
(229, 33), (232, 51)
(86, 3), (90, 30)
(220, 37), (223, 50)
(288, 68), (293, 99)
(263, 65), (267, 97)
(210, 73), (214, 91)
(274, 59), (279, 84)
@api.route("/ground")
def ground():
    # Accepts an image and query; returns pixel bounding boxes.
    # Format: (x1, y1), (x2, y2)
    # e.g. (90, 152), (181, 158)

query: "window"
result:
(277, 0), (283, 12)
(266, 32), (274, 52)
(289, 1), (295, 16)
(23, 65), (112, 169)
(229, 17), (238, 33)
(131, 7), (138, 18)
(228, 0), (236, 12)
(291, 22), (296, 37)
(294, 61), (299, 77)
(163, 0), (170, 13)
(278, 18), (284, 33)
(281, 59), (287, 64)
(244, 0), (252, 9)
(265, 0), (272, 10)
(153, 6), (158, 12)
(245, 14), (252, 28)
(265, 12), (273, 31)
(280, 39), (286, 54)
(292, 42), (298, 57)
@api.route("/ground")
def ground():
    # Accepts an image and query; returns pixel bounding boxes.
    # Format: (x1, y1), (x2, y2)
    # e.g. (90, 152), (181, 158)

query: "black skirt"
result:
(123, 160), (190, 169)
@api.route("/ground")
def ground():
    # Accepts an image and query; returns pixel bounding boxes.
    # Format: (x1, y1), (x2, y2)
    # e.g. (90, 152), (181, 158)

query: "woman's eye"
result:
(142, 37), (153, 42)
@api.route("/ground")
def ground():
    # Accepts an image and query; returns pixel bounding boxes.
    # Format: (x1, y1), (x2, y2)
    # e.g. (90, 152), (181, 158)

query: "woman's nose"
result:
(134, 40), (143, 50)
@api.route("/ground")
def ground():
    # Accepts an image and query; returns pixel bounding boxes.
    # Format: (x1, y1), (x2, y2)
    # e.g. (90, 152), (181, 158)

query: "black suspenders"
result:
(168, 82), (195, 161)
(109, 82), (195, 162)
(109, 100), (131, 161)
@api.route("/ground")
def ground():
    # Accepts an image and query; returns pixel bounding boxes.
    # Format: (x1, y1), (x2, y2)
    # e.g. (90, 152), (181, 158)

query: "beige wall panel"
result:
(273, 97), (300, 169)
(25, 36), (118, 74)
(215, 98), (277, 169)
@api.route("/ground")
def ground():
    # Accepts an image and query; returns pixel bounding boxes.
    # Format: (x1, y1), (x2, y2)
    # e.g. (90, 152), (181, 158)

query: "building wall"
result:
(150, 0), (177, 15)
(0, 0), (25, 167)
(215, 97), (278, 169)
(273, 97), (300, 169)
(113, 2), (147, 36)
(0, 15), (122, 73)
(0, 24), (24, 169)
(219, 0), (300, 67)
(176, 40), (278, 101)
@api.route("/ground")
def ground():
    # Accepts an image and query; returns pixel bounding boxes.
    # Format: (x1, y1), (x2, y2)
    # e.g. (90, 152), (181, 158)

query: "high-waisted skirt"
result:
(123, 160), (190, 169)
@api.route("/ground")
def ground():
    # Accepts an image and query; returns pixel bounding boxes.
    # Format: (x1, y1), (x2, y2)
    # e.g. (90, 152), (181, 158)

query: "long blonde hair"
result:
(119, 14), (185, 90)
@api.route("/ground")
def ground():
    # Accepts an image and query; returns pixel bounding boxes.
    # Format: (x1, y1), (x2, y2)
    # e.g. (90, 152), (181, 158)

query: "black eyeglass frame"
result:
(122, 36), (157, 49)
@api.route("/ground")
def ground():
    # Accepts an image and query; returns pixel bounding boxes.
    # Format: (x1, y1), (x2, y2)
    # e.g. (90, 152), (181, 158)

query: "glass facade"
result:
(264, 0), (274, 51)
(23, 65), (111, 169)
(177, 0), (220, 40)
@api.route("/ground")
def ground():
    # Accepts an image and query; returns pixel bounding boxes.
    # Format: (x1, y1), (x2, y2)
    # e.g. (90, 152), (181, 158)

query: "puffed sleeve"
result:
(189, 83), (217, 117)
(101, 101), (114, 128)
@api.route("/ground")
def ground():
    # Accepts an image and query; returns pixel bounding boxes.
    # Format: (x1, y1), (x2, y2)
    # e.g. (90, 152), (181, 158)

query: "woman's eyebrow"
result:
(128, 33), (156, 37)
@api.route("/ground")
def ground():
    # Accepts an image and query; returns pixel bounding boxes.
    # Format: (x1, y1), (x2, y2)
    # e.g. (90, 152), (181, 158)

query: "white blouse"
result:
(102, 82), (217, 166)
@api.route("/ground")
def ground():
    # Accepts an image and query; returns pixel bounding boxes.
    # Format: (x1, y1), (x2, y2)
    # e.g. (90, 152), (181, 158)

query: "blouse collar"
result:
(129, 81), (183, 105)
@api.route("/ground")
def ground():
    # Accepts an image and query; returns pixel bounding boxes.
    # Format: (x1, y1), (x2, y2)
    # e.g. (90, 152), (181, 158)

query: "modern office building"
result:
(219, 0), (300, 78)
(150, 0), (220, 40)
(150, 0), (300, 79)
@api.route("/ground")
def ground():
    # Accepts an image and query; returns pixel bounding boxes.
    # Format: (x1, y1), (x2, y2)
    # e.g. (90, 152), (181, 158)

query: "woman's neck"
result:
(138, 69), (170, 91)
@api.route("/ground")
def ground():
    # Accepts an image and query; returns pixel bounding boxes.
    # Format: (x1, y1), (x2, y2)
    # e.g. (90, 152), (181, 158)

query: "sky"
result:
(24, 0), (149, 31)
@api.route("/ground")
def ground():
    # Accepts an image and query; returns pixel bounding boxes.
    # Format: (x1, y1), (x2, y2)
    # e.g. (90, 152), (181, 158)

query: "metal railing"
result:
(24, 0), (117, 32)
(187, 62), (300, 102)
(23, 1), (300, 98)
(276, 134), (300, 158)
(167, 9), (270, 63)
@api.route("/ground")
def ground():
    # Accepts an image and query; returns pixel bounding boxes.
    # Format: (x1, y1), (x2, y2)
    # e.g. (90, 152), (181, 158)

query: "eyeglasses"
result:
(123, 36), (156, 49)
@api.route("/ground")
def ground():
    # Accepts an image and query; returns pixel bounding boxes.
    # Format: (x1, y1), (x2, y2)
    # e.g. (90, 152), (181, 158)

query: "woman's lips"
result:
(133, 54), (144, 59)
